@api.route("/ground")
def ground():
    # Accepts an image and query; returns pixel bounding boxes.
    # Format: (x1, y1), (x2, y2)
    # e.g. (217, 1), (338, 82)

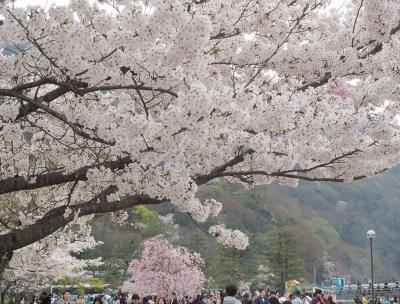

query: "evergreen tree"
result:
(266, 229), (305, 293)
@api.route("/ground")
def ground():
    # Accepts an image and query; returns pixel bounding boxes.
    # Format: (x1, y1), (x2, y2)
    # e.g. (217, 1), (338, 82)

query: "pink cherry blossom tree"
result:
(122, 235), (205, 298)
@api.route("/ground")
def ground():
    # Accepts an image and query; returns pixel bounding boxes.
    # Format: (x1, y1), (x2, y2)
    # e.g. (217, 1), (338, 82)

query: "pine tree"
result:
(266, 229), (305, 293)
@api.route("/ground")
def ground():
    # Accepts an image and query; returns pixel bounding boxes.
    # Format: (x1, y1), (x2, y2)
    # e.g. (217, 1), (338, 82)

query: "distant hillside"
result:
(192, 166), (400, 282)
(87, 167), (400, 288)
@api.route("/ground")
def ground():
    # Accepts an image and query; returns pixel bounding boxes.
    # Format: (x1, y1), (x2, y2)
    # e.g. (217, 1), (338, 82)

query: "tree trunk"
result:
(0, 250), (13, 304)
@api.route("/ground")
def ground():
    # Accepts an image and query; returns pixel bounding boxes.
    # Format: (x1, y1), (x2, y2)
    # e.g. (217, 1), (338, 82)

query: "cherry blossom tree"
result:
(0, 223), (101, 303)
(255, 264), (275, 288)
(122, 235), (205, 298)
(0, 0), (400, 286)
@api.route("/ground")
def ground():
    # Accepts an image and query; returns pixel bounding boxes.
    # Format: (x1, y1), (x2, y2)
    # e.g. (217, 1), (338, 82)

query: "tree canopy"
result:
(0, 0), (399, 283)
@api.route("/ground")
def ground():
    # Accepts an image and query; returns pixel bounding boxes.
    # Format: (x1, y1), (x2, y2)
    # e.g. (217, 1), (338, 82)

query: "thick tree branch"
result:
(194, 148), (255, 184)
(0, 156), (133, 195)
(195, 149), (368, 184)
(0, 146), (379, 252)
(80, 84), (177, 97)
(0, 80), (177, 123)
(0, 186), (163, 251)
(297, 72), (331, 91)
(15, 86), (73, 120)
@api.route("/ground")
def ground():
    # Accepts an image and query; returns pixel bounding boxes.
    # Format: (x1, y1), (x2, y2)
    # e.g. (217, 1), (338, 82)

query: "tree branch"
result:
(20, 95), (116, 145)
(194, 148), (255, 184)
(351, 0), (364, 47)
(0, 156), (133, 195)
(0, 186), (164, 251)
(79, 84), (177, 97)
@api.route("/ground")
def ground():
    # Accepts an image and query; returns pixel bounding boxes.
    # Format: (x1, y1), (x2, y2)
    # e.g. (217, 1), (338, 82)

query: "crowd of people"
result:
(20, 283), (400, 304)
(7, 286), (337, 304)
(353, 294), (400, 304)
(28, 286), (337, 304)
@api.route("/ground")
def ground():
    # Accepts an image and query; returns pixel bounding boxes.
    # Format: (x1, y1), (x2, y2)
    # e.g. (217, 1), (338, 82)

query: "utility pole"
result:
(367, 230), (376, 304)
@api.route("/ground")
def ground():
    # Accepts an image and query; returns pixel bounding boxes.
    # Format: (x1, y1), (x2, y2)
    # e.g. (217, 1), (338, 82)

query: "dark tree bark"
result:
(0, 250), (13, 304)
(0, 187), (163, 251)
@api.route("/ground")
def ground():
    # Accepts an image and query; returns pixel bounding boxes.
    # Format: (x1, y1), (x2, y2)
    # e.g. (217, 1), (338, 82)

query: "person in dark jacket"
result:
(40, 292), (51, 304)
(241, 294), (252, 304)
(253, 290), (268, 304)
(268, 297), (280, 304)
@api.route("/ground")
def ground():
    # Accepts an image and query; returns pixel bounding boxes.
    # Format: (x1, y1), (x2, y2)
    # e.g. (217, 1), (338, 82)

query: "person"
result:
(130, 295), (140, 304)
(31, 296), (38, 304)
(147, 296), (155, 304)
(171, 294), (178, 304)
(88, 297), (94, 304)
(219, 292), (226, 304)
(20, 297), (26, 304)
(204, 293), (216, 304)
(254, 290), (268, 304)
(311, 290), (322, 304)
(53, 295), (62, 304)
(382, 297), (390, 304)
(9, 297), (17, 304)
(107, 296), (114, 304)
(77, 295), (86, 304)
(59, 292), (72, 304)
(193, 295), (205, 304)
(269, 292), (277, 301)
(327, 296), (335, 304)
(156, 298), (166, 304)
(300, 295), (310, 304)
(268, 296), (280, 304)
(292, 291), (301, 304)
(223, 285), (241, 304)
(361, 294), (367, 304)
(39, 291), (50, 304)
(241, 294), (252, 304)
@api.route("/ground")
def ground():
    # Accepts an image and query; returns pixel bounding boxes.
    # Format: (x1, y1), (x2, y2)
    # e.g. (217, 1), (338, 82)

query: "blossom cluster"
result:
(209, 225), (249, 250)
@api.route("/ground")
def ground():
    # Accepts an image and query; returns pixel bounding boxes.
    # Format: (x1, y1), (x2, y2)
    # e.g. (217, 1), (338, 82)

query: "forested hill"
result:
(86, 167), (400, 288)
